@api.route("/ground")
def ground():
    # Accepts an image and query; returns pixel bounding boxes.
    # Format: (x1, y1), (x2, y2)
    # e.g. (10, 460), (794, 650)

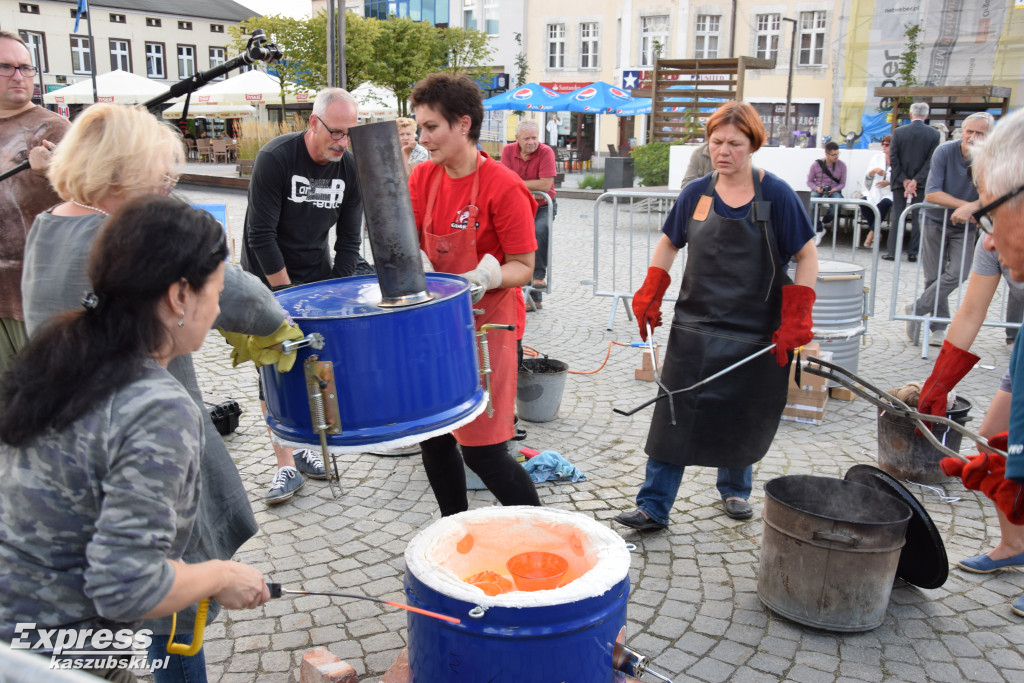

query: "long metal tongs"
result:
(800, 355), (1002, 462)
(613, 334), (777, 424)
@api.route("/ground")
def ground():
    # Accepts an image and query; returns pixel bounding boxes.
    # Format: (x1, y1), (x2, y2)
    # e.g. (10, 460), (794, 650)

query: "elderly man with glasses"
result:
(905, 112), (994, 347)
(932, 107), (1024, 619)
(0, 31), (68, 385)
(240, 88), (370, 505)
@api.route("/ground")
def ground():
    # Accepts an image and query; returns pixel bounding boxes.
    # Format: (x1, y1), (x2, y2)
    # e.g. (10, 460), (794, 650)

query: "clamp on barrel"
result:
(476, 323), (516, 417)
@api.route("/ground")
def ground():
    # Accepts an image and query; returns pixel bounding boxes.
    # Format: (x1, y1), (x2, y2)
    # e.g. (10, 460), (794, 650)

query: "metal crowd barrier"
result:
(586, 188), (680, 330)
(811, 196), (882, 318)
(888, 201), (1021, 359)
(522, 190), (555, 311)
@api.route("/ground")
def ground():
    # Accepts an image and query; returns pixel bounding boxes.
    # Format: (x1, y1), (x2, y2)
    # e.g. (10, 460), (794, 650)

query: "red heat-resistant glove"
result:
(632, 267), (671, 342)
(918, 340), (980, 419)
(940, 452), (1024, 524)
(771, 285), (816, 366)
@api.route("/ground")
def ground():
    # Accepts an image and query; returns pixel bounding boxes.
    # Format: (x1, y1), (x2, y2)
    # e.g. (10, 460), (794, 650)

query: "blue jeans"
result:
(635, 457), (753, 526)
(147, 633), (208, 683)
(529, 200), (556, 303)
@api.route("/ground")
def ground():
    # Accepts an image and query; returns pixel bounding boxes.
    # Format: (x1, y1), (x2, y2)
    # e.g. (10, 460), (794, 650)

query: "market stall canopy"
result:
(561, 82), (633, 114)
(161, 102), (257, 119)
(176, 69), (317, 106)
(614, 98), (652, 116)
(43, 70), (168, 105)
(351, 82), (399, 118)
(482, 83), (567, 111)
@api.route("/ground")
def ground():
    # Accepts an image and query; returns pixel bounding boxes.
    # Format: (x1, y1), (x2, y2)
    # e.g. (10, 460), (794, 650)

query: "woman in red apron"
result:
(407, 73), (541, 516)
(615, 102), (819, 531)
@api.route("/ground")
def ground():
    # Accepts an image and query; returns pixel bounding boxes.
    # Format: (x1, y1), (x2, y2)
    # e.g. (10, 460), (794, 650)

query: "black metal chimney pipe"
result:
(348, 120), (431, 307)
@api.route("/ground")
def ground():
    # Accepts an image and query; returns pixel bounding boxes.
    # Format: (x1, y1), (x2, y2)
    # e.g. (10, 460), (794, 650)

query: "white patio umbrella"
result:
(351, 82), (399, 119)
(177, 69), (317, 106)
(161, 102), (258, 119)
(43, 70), (169, 106)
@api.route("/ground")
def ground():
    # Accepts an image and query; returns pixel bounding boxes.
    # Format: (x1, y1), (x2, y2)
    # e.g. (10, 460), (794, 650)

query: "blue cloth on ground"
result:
(522, 451), (587, 483)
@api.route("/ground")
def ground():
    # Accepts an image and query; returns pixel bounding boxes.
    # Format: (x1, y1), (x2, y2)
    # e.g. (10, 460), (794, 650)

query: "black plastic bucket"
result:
(877, 396), (971, 483)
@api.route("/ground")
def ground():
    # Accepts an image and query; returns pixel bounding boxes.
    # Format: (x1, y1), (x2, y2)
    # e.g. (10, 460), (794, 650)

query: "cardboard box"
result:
(783, 346), (831, 424)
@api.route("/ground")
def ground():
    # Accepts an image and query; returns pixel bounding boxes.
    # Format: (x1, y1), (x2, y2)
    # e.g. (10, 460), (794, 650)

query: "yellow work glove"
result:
(218, 328), (254, 367)
(247, 320), (306, 373)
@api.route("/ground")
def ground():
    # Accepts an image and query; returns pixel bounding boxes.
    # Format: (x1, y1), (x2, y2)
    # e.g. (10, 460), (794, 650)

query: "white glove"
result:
(460, 253), (502, 303)
(419, 249), (434, 273)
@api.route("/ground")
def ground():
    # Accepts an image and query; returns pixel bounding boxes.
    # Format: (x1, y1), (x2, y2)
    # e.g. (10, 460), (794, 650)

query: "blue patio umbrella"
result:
(482, 83), (568, 111)
(614, 98), (652, 116)
(561, 81), (634, 114)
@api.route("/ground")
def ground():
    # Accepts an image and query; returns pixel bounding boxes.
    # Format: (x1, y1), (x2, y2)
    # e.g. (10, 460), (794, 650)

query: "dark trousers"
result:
(886, 191), (923, 258)
(420, 433), (541, 516)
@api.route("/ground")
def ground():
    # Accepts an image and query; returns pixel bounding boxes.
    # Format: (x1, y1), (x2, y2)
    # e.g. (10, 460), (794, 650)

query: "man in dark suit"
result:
(883, 102), (942, 262)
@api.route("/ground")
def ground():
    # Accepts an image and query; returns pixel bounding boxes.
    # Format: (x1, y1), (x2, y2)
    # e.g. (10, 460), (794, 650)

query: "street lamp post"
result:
(782, 17), (797, 146)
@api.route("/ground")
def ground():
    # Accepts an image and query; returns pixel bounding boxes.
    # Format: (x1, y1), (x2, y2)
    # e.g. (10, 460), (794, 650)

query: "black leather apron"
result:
(645, 169), (791, 468)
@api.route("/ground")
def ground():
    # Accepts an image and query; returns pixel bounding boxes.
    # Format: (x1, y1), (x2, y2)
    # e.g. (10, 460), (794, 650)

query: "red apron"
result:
(420, 157), (517, 446)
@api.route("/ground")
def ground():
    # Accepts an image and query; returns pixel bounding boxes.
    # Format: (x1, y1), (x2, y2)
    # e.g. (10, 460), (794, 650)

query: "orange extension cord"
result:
(522, 341), (634, 376)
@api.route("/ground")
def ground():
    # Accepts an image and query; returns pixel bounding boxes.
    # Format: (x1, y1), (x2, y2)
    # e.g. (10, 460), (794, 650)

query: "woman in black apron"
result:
(615, 102), (818, 531)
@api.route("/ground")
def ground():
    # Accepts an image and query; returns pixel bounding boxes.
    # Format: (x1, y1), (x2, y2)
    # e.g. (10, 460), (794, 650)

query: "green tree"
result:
(366, 17), (444, 116)
(229, 16), (312, 107)
(437, 25), (494, 79)
(898, 24), (921, 87)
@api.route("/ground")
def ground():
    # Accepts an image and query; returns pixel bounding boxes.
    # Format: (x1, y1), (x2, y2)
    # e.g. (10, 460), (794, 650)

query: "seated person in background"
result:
(807, 141), (846, 230)
(0, 196), (270, 676)
(860, 135), (893, 248)
(397, 117), (428, 176)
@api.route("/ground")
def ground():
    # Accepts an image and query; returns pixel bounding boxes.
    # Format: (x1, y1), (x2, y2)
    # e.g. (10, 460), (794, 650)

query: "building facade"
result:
(5, 0), (256, 101)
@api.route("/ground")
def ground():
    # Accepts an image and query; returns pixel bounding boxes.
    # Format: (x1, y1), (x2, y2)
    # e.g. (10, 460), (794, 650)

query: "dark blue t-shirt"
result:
(662, 171), (815, 264)
(1007, 341), (1024, 481)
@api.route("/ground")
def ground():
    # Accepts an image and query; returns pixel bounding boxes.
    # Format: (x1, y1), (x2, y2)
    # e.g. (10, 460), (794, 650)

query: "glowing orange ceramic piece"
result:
(506, 552), (569, 591)
(464, 570), (513, 595)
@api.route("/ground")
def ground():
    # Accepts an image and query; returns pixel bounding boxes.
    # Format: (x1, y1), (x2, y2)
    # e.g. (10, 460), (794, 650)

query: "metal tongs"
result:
(800, 355), (1002, 462)
(613, 324), (777, 425)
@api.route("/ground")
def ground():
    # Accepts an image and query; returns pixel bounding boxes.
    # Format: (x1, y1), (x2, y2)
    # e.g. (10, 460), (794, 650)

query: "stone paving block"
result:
(685, 656), (737, 683)
(785, 663), (838, 683)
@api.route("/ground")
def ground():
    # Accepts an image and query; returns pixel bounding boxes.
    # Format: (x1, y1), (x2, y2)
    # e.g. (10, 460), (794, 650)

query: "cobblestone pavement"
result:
(168, 177), (1024, 682)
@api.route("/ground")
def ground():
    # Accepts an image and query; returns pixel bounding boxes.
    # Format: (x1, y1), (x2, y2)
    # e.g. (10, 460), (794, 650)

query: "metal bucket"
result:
(516, 358), (568, 423)
(876, 396), (972, 483)
(758, 475), (911, 632)
(260, 273), (485, 450)
(403, 507), (632, 682)
(811, 260), (866, 386)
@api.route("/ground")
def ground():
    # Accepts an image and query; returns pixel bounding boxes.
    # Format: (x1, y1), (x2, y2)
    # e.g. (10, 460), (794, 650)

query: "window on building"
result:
(146, 18), (162, 28)
(178, 45), (196, 79)
(19, 31), (46, 73)
(69, 8), (87, 20)
(463, 3), (476, 31)
(210, 47), (226, 79)
(70, 36), (91, 74)
(178, 21), (192, 31)
(755, 14), (780, 62)
(109, 39), (130, 71)
(210, 24), (225, 33)
(798, 11), (827, 66)
(110, 13), (125, 23)
(146, 42), (165, 78)
(19, 4), (40, 14)
(580, 22), (599, 69)
(546, 23), (565, 69)
(483, 0), (498, 34)
(640, 15), (668, 67)
(694, 15), (720, 59)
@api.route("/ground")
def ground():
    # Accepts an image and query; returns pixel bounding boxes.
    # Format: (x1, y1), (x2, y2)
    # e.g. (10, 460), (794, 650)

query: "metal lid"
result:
(274, 273), (465, 319)
(844, 464), (948, 589)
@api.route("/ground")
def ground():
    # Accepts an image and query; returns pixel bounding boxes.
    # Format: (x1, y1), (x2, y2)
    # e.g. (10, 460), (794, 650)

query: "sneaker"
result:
(905, 304), (921, 346)
(293, 449), (327, 480)
(928, 329), (946, 348)
(265, 466), (305, 505)
(1013, 594), (1024, 617)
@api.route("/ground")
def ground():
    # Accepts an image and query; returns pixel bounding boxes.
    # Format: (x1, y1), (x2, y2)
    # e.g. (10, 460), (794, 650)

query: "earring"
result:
(177, 315), (184, 328)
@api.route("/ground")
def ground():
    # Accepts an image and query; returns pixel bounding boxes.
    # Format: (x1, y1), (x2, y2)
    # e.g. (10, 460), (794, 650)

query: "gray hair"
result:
(516, 119), (540, 136)
(963, 111), (995, 131)
(973, 108), (1024, 206)
(909, 102), (930, 118)
(312, 88), (358, 118)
